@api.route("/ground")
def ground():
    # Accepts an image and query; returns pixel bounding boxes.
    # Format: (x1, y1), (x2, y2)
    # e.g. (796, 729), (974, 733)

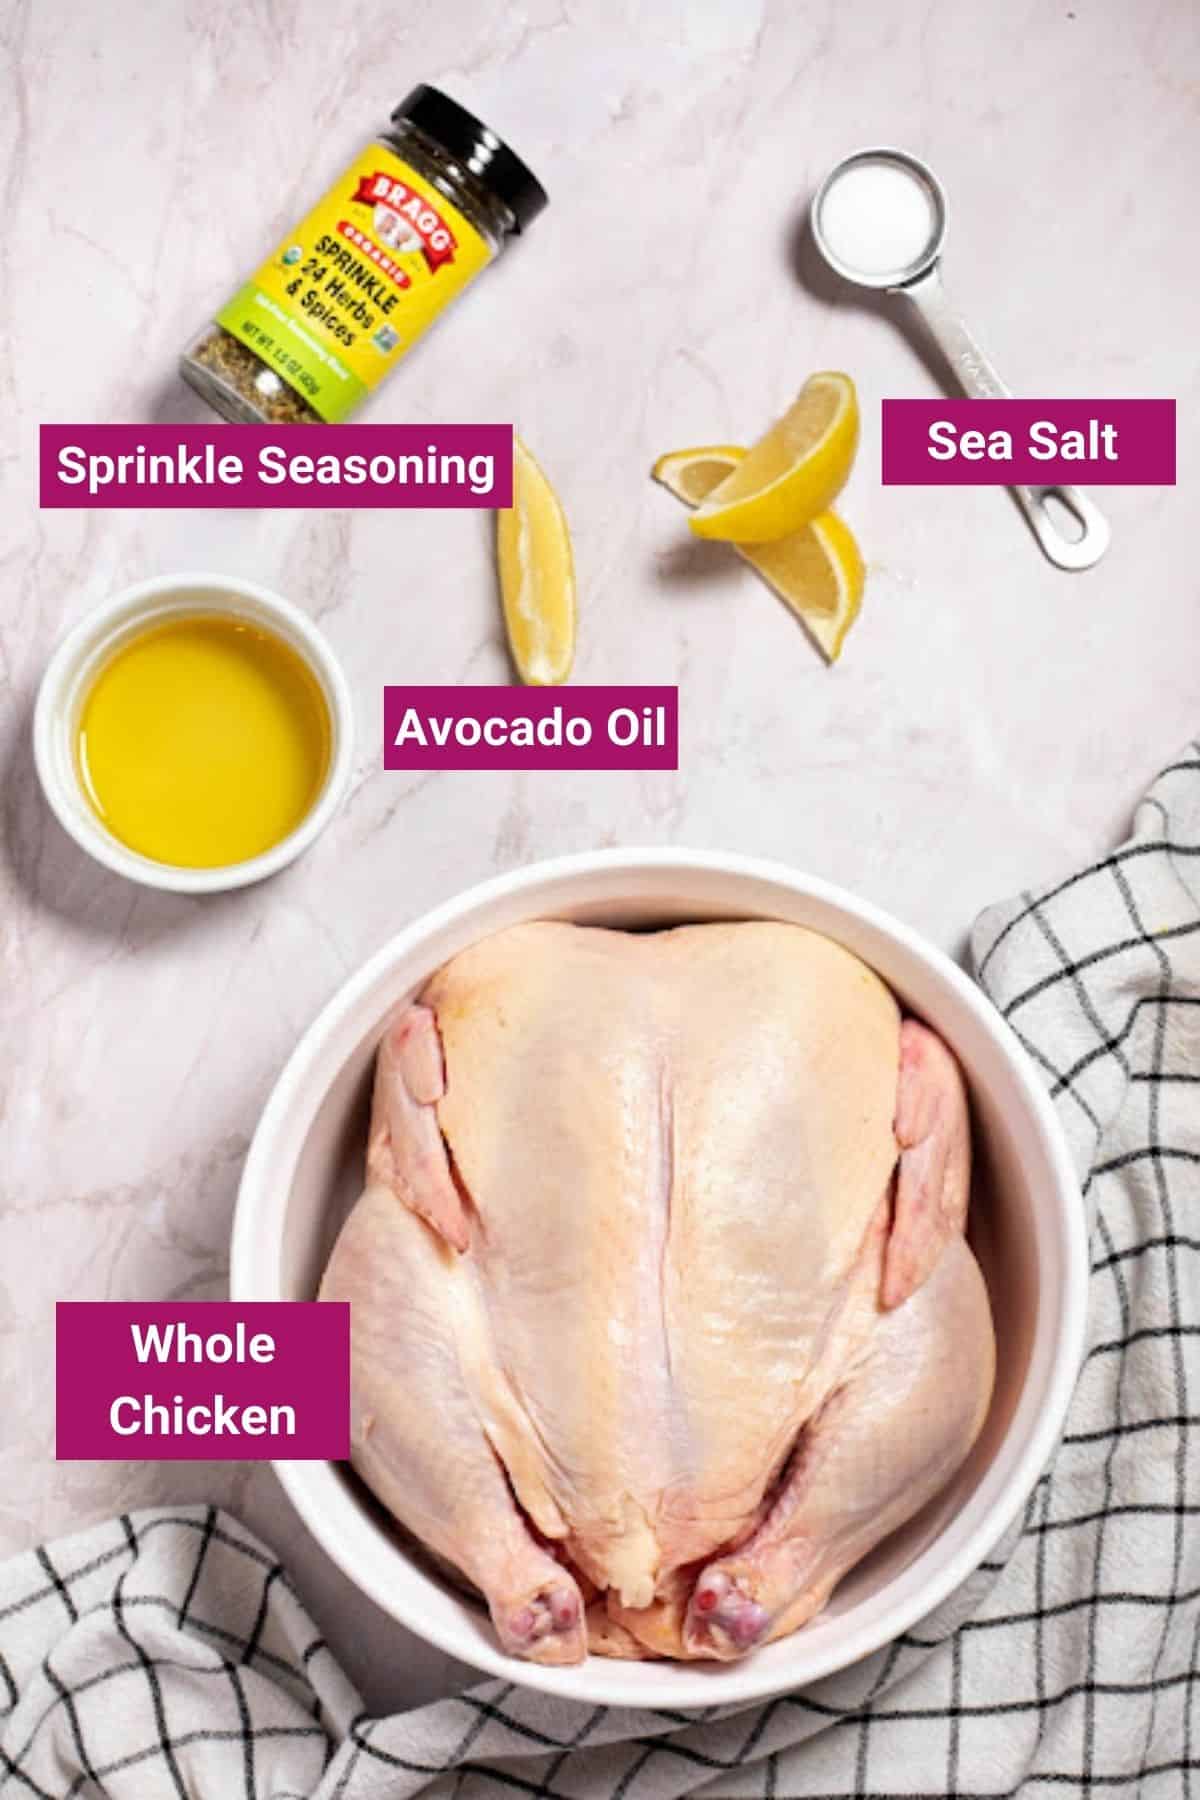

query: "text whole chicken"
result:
(320, 921), (995, 1665)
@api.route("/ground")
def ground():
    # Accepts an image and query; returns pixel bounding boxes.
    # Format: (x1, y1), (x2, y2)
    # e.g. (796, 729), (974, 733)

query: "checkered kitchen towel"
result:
(4, 743), (1198, 1799)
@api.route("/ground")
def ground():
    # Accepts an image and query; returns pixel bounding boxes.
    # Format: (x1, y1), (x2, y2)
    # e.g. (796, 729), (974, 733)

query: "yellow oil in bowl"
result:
(77, 613), (332, 868)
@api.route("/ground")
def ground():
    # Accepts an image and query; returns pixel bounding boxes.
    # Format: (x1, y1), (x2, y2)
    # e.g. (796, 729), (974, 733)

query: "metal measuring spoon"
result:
(810, 148), (1109, 571)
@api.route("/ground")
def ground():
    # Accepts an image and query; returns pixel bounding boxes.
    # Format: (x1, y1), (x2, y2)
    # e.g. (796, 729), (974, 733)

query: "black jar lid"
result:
(391, 85), (548, 232)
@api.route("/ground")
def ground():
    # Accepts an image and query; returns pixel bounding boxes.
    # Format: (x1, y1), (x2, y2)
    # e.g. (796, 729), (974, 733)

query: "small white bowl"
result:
(33, 573), (355, 894)
(232, 849), (1088, 1709)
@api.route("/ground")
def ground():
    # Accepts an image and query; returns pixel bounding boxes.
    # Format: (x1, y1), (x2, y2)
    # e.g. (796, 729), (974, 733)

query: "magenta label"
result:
(881, 399), (1175, 484)
(384, 685), (679, 771)
(56, 1302), (349, 1461)
(39, 424), (511, 508)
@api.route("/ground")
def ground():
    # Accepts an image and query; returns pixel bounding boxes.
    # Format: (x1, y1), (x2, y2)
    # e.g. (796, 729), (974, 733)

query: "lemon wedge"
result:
(496, 437), (576, 685)
(688, 372), (859, 543)
(651, 445), (748, 508)
(653, 444), (864, 662)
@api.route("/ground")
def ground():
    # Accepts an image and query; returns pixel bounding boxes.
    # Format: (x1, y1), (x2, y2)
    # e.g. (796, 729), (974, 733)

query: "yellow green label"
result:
(216, 144), (494, 422)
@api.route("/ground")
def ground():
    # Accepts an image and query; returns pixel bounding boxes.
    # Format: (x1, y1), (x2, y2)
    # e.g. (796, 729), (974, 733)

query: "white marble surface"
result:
(2, 0), (1197, 1716)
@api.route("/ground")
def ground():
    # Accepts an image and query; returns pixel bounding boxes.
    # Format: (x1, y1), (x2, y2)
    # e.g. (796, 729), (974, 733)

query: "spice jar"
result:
(180, 86), (548, 425)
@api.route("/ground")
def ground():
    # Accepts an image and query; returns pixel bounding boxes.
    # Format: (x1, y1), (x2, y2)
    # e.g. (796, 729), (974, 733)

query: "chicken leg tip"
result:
(495, 1582), (586, 1666)
(685, 1571), (769, 1659)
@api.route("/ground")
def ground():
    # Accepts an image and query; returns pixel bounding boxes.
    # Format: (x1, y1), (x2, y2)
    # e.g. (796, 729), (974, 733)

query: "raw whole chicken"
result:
(320, 921), (995, 1665)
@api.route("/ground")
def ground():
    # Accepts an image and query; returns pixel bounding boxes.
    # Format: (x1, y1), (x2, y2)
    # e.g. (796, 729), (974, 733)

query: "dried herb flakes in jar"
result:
(181, 86), (547, 425)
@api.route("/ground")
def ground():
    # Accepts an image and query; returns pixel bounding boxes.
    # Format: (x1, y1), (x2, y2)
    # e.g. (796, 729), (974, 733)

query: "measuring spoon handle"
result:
(899, 268), (1110, 571)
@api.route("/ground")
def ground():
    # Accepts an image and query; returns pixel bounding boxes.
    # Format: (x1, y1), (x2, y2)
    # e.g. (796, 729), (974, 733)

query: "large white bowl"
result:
(231, 849), (1087, 1709)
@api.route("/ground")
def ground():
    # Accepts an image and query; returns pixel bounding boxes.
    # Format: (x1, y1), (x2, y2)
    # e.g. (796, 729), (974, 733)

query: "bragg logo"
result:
(351, 172), (458, 271)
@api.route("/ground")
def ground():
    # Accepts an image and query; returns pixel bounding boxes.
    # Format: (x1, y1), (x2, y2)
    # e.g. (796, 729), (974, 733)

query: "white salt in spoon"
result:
(810, 148), (1109, 570)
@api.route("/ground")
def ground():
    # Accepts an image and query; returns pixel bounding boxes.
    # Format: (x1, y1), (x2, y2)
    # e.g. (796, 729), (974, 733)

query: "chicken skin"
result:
(319, 921), (995, 1664)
